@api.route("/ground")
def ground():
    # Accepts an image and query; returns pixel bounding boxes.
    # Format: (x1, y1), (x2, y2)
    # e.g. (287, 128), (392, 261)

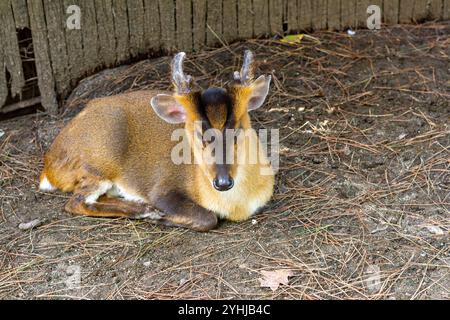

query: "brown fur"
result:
(41, 82), (274, 231)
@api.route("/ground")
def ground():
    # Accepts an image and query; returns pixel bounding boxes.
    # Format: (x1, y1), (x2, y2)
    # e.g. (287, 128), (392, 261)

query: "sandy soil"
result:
(0, 22), (449, 299)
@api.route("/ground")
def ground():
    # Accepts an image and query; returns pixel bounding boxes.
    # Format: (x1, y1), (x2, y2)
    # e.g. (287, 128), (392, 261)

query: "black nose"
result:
(213, 176), (234, 191)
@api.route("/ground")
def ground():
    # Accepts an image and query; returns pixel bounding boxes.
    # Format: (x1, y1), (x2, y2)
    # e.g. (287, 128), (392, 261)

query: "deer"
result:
(39, 50), (274, 232)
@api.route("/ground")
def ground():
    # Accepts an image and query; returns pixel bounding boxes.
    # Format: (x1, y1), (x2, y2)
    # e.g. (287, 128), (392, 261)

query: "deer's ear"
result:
(247, 75), (271, 111)
(150, 94), (187, 124)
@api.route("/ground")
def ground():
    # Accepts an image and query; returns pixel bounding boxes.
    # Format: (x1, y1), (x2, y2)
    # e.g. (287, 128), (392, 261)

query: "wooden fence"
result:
(0, 0), (449, 114)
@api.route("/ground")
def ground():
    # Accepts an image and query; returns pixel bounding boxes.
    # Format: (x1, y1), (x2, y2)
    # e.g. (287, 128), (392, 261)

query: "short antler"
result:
(233, 50), (255, 85)
(172, 52), (193, 94)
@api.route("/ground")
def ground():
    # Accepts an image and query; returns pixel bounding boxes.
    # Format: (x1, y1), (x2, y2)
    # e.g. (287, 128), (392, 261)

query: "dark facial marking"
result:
(192, 88), (235, 130)
(191, 88), (239, 182)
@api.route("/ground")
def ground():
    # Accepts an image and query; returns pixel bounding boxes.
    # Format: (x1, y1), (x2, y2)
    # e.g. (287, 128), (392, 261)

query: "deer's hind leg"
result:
(64, 178), (160, 220)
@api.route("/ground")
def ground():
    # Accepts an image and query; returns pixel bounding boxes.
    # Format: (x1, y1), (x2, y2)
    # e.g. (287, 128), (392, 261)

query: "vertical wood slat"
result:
(254, 0), (270, 36)
(413, 0), (428, 22)
(94, 0), (116, 67)
(428, 0), (443, 19)
(206, 0), (223, 46)
(298, 0), (312, 30)
(193, 0), (207, 51)
(143, 0), (161, 52)
(0, 33), (8, 108)
(383, 0), (399, 24)
(27, 0), (58, 113)
(11, 0), (30, 28)
(399, 0), (414, 23)
(444, 0), (450, 19)
(327, 0), (341, 30)
(286, 0), (299, 32)
(269, 0), (283, 35)
(176, 0), (193, 51)
(158, 0), (176, 51)
(80, 0), (99, 72)
(341, 0), (356, 28)
(223, 0), (238, 42)
(356, 0), (370, 27)
(43, 0), (70, 95)
(312, 0), (327, 30)
(113, 0), (130, 63)
(127, 0), (145, 57)
(0, 0), (25, 98)
(238, 0), (253, 39)
(63, 0), (84, 86)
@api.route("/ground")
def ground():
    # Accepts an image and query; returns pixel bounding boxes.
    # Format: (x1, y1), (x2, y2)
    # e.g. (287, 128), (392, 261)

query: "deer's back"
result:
(44, 90), (186, 194)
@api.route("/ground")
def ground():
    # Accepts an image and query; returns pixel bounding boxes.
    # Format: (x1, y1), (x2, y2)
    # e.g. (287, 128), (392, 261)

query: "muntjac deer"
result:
(39, 50), (274, 231)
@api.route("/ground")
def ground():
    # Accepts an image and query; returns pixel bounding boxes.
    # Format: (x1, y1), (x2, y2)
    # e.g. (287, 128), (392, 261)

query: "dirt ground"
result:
(0, 22), (449, 299)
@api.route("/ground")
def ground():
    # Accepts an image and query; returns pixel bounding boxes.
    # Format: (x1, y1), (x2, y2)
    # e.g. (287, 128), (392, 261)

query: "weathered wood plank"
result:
(27, 0), (58, 113)
(444, 0), (450, 19)
(1, 97), (41, 113)
(143, 0), (161, 52)
(193, 0), (207, 51)
(0, 34), (8, 108)
(127, 0), (145, 57)
(253, 0), (270, 36)
(356, 0), (370, 27)
(286, 0), (299, 32)
(413, 0), (428, 22)
(399, 0), (414, 23)
(269, 0), (283, 35)
(206, 0), (223, 46)
(158, 0), (176, 51)
(223, 0), (238, 42)
(95, 0), (116, 66)
(384, 0), (399, 24)
(327, 0), (341, 30)
(11, 0), (29, 28)
(341, 0), (356, 28)
(428, 0), (443, 19)
(64, 0), (85, 85)
(176, 0), (193, 51)
(43, 0), (70, 95)
(80, 0), (99, 73)
(298, 0), (312, 30)
(113, 0), (130, 63)
(0, 0), (25, 98)
(238, 0), (253, 38)
(312, 0), (327, 30)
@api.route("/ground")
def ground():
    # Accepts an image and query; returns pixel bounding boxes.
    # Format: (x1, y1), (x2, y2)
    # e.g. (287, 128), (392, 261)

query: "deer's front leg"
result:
(153, 191), (218, 232)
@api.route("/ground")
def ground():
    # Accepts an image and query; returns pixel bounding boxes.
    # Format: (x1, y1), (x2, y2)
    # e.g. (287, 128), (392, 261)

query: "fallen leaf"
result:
(18, 219), (42, 230)
(280, 34), (304, 44)
(259, 269), (293, 291)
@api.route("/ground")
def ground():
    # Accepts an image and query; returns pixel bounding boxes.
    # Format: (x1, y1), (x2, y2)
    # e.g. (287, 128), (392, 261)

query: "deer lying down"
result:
(39, 50), (274, 231)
